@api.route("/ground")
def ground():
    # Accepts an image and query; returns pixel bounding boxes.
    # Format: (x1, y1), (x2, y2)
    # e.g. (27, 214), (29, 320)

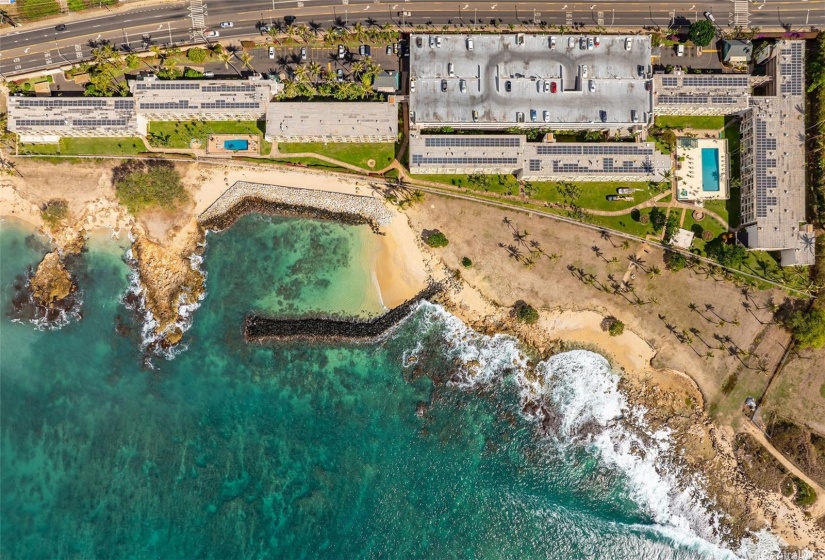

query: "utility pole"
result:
(168, 22), (173, 46)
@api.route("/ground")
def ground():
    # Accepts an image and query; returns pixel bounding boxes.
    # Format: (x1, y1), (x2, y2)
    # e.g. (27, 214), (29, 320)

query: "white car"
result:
(568, 36), (575, 49)
(448, 62), (455, 77)
(544, 80), (550, 93)
(338, 44), (346, 59)
(435, 36), (442, 48)
(219, 21), (234, 28)
(589, 80), (595, 93)
(467, 37), (474, 50)
(204, 30), (219, 38)
(625, 38), (632, 51)
(410, 79), (415, 93)
(459, 79), (466, 93)
(268, 46), (275, 59)
(582, 64), (588, 78)
(543, 110), (550, 123)
(549, 36), (556, 50)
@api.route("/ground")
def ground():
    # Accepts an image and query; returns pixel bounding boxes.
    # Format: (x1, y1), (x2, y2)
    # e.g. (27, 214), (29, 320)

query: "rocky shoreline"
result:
(245, 283), (442, 343)
(198, 181), (394, 233)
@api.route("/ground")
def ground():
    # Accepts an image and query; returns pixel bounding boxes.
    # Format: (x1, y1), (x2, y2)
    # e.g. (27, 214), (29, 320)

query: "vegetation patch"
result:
(513, 301), (539, 324)
(784, 308), (825, 349)
(654, 116), (726, 130)
(148, 120), (267, 151)
(113, 160), (188, 215)
(16, 0), (61, 19)
(277, 142), (395, 170)
(40, 199), (69, 229)
(423, 230), (449, 248)
(461, 257), (473, 268)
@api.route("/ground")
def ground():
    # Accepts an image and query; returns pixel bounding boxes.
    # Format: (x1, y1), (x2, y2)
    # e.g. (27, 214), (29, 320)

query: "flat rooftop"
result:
(265, 102), (398, 142)
(409, 133), (669, 181)
(7, 96), (137, 137)
(654, 73), (751, 115)
(130, 77), (276, 117)
(409, 33), (652, 129)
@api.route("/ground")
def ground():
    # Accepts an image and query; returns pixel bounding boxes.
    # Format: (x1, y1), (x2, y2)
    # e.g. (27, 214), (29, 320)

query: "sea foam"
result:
(408, 301), (786, 559)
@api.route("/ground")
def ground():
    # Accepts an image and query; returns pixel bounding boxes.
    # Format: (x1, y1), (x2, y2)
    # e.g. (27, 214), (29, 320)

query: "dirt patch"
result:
(764, 416), (825, 488)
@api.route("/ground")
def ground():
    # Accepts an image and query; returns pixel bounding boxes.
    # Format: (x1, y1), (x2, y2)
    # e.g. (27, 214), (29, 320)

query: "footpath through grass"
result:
(19, 137), (146, 156)
(277, 142), (396, 170)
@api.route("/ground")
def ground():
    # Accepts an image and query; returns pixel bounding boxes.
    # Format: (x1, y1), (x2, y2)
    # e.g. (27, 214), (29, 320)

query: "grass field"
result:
(654, 116), (726, 130)
(67, 0), (116, 11)
(276, 142), (396, 170)
(16, 0), (61, 19)
(147, 120), (268, 152)
(528, 181), (655, 212)
(242, 157), (359, 174)
(19, 137), (146, 156)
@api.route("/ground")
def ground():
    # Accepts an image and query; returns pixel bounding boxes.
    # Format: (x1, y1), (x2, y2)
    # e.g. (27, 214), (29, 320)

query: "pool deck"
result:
(206, 134), (260, 156)
(675, 137), (729, 203)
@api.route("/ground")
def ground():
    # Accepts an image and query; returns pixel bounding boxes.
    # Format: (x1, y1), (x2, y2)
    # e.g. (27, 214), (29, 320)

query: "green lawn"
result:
(19, 137), (146, 156)
(243, 157), (358, 174)
(682, 210), (728, 253)
(654, 116), (726, 130)
(17, 0), (61, 19)
(588, 213), (655, 238)
(276, 142), (396, 170)
(528, 181), (655, 212)
(148, 120), (267, 152)
(67, 0), (116, 11)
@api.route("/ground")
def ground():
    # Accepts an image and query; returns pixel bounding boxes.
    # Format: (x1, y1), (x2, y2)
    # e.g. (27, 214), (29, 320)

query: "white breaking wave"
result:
(408, 301), (789, 560)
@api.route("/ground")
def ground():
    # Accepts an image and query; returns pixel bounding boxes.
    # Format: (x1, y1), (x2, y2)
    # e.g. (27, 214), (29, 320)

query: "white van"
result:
(467, 37), (474, 50)
(676, 44), (685, 56)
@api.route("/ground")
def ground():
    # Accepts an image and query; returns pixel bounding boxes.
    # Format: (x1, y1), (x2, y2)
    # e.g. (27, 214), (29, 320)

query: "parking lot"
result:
(201, 42), (400, 83)
(409, 33), (652, 129)
(657, 43), (724, 71)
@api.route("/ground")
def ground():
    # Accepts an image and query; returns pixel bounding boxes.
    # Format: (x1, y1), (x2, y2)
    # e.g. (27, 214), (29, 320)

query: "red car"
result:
(550, 81), (557, 93)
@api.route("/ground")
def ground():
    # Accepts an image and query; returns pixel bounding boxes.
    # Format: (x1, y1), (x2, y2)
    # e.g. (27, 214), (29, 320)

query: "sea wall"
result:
(198, 181), (394, 233)
(245, 284), (442, 343)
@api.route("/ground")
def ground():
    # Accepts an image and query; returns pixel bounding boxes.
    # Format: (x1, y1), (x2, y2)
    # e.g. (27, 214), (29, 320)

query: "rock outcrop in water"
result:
(245, 284), (442, 343)
(30, 251), (75, 306)
(128, 235), (205, 347)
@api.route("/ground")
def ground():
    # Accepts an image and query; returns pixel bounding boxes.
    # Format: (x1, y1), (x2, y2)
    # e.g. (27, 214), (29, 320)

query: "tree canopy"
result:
(113, 160), (188, 215)
(514, 302), (539, 324)
(786, 308), (825, 349)
(424, 231), (449, 248)
(688, 20), (716, 47)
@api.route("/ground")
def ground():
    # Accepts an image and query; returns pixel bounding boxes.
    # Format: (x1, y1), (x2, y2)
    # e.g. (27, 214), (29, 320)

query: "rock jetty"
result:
(245, 284), (442, 343)
(199, 181), (394, 232)
(30, 250), (75, 306)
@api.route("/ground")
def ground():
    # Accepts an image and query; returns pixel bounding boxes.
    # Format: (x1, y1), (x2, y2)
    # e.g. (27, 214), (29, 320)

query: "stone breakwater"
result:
(245, 284), (442, 343)
(199, 181), (394, 232)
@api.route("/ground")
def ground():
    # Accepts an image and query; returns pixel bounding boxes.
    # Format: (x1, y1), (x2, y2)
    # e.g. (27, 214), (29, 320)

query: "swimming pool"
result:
(224, 139), (249, 151)
(701, 148), (720, 192)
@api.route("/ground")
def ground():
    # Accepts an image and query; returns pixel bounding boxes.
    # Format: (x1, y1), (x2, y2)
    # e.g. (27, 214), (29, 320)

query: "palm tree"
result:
(293, 64), (309, 83)
(238, 51), (255, 72)
(218, 51), (235, 73)
(308, 61), (322, 84)
(621, 240), (630, 250)
(648, 265), (661, 277)
(704, 351), (715, 360)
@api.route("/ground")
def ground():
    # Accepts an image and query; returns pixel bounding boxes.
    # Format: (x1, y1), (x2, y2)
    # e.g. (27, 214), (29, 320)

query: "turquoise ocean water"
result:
(0, 215), (767, 559)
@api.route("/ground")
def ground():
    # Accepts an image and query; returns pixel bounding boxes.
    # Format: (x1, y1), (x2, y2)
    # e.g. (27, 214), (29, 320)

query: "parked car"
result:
(600, 110), (608, 123)
(337, 68), (344, 82)
(568, 36), (576, 49)
(631, 109), (639, 123)
(594, 36), (600, 47)
(645, 81), (652, 91)
(550, 81), (557, 93)
(587, 37), (594, 50)
(203, 71), (215, 78)
(268, 46), (275, 59)
(617, 187), (633, 195)
(55, 24), (67, 32)
(467, 37), (474, 50)
(219, 21), (234, 28)
(435, 36), (442, 48)
(549, 36), (556, 50)
(696, 46), (703, 57)
(441, 79), (448, 92)
(638, 64), (646, 77)
(530, 109), (537, 122)
(338, 44), (346, 59)
(204, 30), (219, 38)
(606, 195), (620, 201)
(580, 37), (587, 50)
(516, 111), (525, 123)
(676, 44), (685, 56)
(416, 36), (423, 48)
(504, 80), (512, 92)
(625, 38), (632, 51)
(300, 47), (307, 61)
(582, 64), (588, 78)
(543, 110), (550, 123)
(359, 44), (370, 56)
(429, 36), (435, 48)
(589, 80), (595, 93)
(543, 80), (550, 93)
(459, 79), (467, 93)
(410, 79), (415, 93)
(704, 11), (715, 22)
(472, 110), (479, 122)
(387, 45), (393, 55)
(448, 62), (455, 77)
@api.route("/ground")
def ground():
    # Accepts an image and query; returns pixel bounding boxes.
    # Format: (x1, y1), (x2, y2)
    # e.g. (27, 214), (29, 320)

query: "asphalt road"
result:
(1, 0), (821, 77)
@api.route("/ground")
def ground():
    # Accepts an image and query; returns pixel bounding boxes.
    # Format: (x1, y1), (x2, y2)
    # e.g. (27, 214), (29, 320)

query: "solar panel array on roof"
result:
(16, 119), (67, 126)
(551, 158), (653, 174)
(683, 75), (749, 87)
(779, 42), (803, 96)
(114, 99), (134, 109)
(201, 101), (261, 109)
(754, 119), (778, 218)
(658, 95), (740, 105)
(73, 119), (129, 127)
(424, 137), (521, 147)
(412, 155), (519, 166)
(202, 84), (257, 93)
(536, 144), (653, 156)
(528, 159), (541, 172)
(16, 98), (108, 107)
(139, 100), (191, 110)
(135, 82), (200, 90)
(661, 77), (679, 87)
